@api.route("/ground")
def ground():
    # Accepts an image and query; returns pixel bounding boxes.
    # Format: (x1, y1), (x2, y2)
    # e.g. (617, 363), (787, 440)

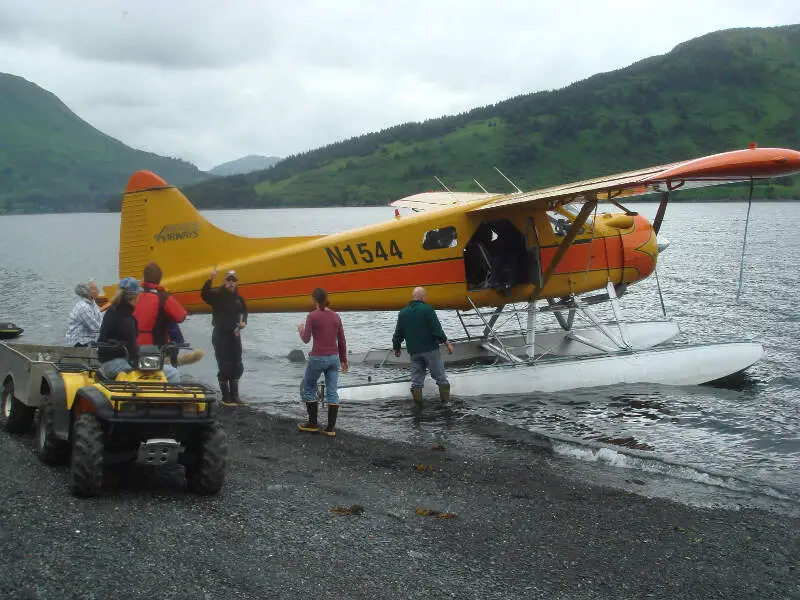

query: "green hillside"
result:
(183, 24), (800, 208)
(0, 73), (206, 213)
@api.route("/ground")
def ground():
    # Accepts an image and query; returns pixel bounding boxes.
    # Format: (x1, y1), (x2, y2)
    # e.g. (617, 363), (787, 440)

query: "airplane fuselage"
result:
(160, 198), (657, 313)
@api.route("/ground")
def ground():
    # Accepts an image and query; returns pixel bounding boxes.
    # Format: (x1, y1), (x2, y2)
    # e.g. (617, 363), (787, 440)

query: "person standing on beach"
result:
(66, 280), (103, 347)
(297, 287), (348, 436)
(202, 266), (248, 406)
(392, 286), (454, 404)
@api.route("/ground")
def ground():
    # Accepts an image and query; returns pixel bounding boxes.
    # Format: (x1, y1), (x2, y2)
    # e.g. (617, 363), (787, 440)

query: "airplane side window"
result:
(422, 226), (458, 250)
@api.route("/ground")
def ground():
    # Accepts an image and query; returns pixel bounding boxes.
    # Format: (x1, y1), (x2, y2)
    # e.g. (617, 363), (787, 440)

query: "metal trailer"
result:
(0, 342), (96, 433)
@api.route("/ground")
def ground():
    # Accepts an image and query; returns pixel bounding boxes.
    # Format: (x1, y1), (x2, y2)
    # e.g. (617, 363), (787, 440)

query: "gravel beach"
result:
(1, 405), (797, 600)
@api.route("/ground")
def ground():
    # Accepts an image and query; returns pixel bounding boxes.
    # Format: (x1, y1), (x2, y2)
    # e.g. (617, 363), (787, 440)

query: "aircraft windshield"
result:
(559, 201), (594, 227)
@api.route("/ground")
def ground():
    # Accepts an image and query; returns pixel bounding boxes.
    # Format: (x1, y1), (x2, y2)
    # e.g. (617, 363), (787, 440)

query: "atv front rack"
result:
(95, 380), (217, 421)
(97, 380), (212, 396)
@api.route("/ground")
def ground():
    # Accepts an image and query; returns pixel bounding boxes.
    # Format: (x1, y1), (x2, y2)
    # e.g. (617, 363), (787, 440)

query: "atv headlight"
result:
(138, 354), (162, 371)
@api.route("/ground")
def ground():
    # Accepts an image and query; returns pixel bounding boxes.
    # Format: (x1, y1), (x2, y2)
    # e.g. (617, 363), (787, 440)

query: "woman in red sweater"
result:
(297, 288), (348, 436)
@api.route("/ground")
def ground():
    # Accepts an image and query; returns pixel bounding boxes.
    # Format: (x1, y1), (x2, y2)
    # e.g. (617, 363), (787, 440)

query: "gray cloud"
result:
(0, 0), (797, 170)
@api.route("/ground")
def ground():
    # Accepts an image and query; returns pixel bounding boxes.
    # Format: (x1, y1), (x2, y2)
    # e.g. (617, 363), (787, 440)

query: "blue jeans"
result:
(301, 355), (341, 405)
(100, 358), (181, 384)
(100, 358), (133, 379)
(410, 349), (448, 388)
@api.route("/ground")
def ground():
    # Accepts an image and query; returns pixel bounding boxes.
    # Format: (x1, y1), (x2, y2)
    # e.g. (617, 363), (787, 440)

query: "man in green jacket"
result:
(392, 287), (455, 403)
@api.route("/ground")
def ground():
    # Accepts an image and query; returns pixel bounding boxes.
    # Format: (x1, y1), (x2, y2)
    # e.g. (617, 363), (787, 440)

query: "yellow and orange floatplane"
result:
(109, 145), (800, 398)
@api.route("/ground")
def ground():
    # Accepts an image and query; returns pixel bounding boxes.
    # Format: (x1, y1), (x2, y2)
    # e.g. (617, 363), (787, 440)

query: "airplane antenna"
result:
(433, 176), (452, 193)
(473, 179), (489, 193)
(494, 167), (523, 193)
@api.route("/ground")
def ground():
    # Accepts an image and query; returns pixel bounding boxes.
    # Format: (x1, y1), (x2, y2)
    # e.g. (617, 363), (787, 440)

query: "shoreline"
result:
(1, 405), (798, 599)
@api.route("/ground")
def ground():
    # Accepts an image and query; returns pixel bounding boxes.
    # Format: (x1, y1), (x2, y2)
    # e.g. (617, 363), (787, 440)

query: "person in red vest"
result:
(133, 262), (187, 383)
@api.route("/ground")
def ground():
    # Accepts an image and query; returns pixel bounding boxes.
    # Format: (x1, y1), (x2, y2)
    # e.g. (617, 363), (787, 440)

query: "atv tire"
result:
(70, 413), (105, 497)
(2, 379), (34, 434)
(186, 423), (227, 495)
(36, 393), (69, 464)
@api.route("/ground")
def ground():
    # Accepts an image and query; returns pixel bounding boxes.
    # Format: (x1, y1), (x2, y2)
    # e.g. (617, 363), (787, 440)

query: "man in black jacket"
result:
(201, 267), (248, 405)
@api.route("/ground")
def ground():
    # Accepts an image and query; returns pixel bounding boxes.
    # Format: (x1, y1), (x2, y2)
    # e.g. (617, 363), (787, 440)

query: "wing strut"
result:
(532, 199), (598, 301)
(652, 191), (670, 234)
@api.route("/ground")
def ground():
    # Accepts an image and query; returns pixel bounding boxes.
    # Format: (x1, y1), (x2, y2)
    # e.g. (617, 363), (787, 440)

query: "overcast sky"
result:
(0, 1), (797, 171)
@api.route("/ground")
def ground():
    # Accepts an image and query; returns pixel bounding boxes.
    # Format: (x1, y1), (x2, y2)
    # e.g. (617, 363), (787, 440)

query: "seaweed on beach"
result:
(415, 508), (457, 519)
(329, 504), (365, 516)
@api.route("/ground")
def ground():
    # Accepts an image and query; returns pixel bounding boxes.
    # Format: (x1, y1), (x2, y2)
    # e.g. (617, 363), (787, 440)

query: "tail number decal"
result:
(326, 240), (403, 267)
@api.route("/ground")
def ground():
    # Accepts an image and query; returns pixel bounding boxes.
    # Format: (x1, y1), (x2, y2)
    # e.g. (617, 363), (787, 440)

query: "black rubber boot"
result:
(229, 378), (241, 404)
(411, 387), (423, 404)
(298, 402), (319, 432)
(323, 404), (339, 437)
(438, 384), (451, 404)
(219, 378), (232, 406)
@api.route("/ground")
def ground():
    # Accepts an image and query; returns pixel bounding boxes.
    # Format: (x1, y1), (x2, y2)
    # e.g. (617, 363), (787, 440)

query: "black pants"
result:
(212, 328), (243, 380)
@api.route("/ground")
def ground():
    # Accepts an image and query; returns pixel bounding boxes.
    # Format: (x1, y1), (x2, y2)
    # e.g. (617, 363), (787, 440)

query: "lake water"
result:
(1, 202), (798, 514)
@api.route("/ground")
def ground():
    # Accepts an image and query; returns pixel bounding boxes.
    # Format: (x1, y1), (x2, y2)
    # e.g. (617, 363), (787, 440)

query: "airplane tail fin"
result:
(117, 171), (319, 305)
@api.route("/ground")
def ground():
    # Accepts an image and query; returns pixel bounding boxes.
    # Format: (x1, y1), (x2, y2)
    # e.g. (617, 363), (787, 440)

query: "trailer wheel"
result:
(185, 423), (227, 495)
(70, 413), (104, 497)
(36, 393), (69, 464)
(1, 379), (34, 434)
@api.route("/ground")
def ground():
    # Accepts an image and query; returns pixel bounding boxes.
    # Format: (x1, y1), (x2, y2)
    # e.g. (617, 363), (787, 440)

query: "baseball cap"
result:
(119, 276), (143, 293)
(224, 270), (239, 282)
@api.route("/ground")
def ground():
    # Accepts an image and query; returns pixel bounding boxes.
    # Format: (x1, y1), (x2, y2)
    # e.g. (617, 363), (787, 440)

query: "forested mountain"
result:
(209, 154), (282, 176)
(0, 73), (206, 213)
(182, 24), (800, 209)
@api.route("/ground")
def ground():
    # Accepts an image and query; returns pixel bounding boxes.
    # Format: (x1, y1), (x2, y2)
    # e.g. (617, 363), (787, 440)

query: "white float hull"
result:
(348, 320), (681, 366)
(338, 342), (764, 402)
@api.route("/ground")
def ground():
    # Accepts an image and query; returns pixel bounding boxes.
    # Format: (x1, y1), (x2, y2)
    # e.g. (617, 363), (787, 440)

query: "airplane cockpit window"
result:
(422, 226), (458, 250)
(560, 201), (593, 226)
(547, 202), (592, 237)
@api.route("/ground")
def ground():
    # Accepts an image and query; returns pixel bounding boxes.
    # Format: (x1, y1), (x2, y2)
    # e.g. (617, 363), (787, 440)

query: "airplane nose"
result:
(657, 237), (670, 253)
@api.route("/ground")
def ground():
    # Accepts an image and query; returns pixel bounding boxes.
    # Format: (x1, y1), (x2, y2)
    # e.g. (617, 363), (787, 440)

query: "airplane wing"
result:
(390, 191), (499, 212)
(467, 146), (800, 214)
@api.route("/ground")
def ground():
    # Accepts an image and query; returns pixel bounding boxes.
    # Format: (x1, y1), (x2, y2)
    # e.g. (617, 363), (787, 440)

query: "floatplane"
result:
(108, 144), (800, 400)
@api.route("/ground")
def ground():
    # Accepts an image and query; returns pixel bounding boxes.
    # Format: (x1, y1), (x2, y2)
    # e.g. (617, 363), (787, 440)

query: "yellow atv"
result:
(1, 341), (226, 497)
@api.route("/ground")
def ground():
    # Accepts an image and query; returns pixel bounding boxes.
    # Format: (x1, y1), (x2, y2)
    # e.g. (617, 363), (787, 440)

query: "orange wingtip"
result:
(125, 170), (169, 193)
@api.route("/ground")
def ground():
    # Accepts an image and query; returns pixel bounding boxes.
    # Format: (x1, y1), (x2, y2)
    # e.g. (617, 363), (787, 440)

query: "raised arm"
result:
(200, 277), (217, 307)
(201, 266), (218, 307)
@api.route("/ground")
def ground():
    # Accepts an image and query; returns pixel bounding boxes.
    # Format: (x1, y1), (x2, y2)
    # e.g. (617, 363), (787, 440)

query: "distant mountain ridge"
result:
(209, 154), (281, 176)
(0, 73), (207, 213)
(182, 24), (800, 209)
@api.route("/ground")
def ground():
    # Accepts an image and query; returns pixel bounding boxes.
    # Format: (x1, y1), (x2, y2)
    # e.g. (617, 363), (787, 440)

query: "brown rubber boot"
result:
(438, 384), (451, 404)
(411, 387), (423, 404)
(298, 402), (320, 432)
(322, 404), (339, 437)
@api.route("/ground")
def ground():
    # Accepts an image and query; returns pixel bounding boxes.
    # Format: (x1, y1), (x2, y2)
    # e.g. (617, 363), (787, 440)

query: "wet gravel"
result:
(0, 406), (798, 600)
